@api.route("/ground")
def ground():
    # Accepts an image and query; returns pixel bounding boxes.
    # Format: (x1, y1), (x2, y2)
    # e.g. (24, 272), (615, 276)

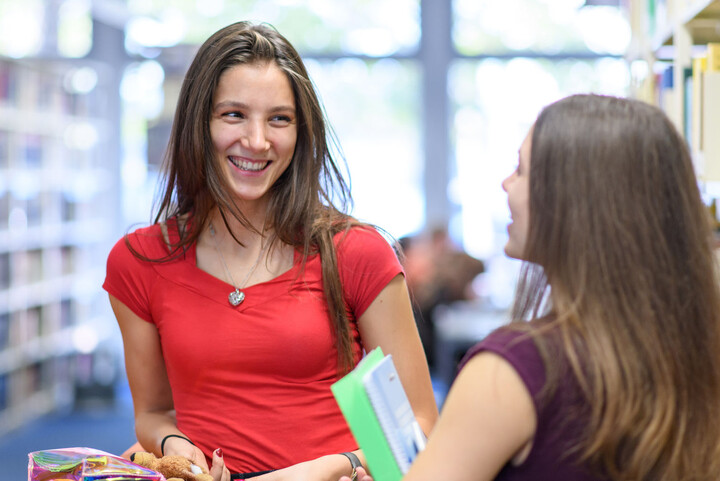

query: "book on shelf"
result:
(684, 66), (693, 145)
(708, 43), (720, 72)
(656, 64), (683, 129)
(0, 313), (9, 350)
(0, 253), (9, 290)
(691, 55), (707, 157)
(0, 373), (7, 412)
(688, 43), (720, 183)
(703, 68), (720, 182)
(331, 347), (426, 481)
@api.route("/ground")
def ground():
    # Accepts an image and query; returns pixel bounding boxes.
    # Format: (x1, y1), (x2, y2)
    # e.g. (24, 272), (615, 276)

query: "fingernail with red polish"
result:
(214, 448), (223, 458)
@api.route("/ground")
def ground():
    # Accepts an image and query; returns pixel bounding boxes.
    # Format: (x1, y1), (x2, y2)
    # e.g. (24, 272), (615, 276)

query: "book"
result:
(691, 55), (707, 157)
(708, 43), (720, 73)
(703, 70), (720, 182)
(331, 347), (426, 481)
(363, 353), (426, 472)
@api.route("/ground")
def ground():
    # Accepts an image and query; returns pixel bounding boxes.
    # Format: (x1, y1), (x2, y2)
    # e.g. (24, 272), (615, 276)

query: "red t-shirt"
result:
(103, 223), (403, 473)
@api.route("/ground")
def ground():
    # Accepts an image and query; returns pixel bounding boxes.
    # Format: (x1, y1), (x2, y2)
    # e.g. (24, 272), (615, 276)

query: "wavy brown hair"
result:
(138, 21), (361, 372)
(512, 94), (720, 479)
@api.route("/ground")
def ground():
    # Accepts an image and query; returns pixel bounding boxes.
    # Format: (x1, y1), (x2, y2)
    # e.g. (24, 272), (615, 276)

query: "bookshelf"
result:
(627, 0), (720, 197)
(0, 56), (116, 434)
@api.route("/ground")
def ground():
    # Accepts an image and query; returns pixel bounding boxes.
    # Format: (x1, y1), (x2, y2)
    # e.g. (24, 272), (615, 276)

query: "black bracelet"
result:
(160, 434), (195, 456)
(339, 452), (362, 481)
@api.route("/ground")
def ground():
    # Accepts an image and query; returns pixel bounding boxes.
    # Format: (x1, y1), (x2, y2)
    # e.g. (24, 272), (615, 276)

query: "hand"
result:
(162, 436), (229, 481)
(162, 435), (209, 473)
(339, 466), (373, 481)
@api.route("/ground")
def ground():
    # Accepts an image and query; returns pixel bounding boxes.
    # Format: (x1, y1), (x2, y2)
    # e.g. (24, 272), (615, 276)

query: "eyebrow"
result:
(213, 100), (295, 113)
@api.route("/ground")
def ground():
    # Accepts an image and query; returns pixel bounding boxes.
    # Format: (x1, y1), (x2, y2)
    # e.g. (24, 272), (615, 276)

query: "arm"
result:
(356, 274), (439, 438)
(336, 274), (438, 479)
(110, 294), (230, 480)
(340, 351), (536, 481)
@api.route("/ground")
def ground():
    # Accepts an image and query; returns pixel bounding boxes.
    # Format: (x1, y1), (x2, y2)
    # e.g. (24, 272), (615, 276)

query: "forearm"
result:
(278, 452), (364, 481)
(135, 410), (185, 456)
(257, 450), (365, 481)
(326, 452), (364, 481)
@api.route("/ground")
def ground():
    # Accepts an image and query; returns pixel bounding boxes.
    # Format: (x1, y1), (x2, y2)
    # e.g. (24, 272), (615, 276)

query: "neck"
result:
(209, 207), (268, 244)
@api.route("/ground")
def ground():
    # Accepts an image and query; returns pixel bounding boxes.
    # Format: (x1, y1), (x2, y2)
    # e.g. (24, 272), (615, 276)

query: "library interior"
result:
(1, 0), (719, 479)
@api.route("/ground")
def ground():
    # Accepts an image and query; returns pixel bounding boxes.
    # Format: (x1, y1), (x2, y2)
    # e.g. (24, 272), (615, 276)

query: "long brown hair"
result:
(140, 22), (359, 372)
(513, 94), (720, 479)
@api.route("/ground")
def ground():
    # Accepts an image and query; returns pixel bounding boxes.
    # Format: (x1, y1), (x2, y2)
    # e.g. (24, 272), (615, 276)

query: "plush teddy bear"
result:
(130, 451), (214, 481)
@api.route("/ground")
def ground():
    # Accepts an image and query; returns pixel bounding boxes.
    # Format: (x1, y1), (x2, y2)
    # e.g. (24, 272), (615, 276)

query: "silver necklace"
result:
(208, 223), (269, 306)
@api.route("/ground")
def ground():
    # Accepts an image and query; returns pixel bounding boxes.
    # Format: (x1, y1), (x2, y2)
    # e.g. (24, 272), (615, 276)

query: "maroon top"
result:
(459, 325), (606, 481)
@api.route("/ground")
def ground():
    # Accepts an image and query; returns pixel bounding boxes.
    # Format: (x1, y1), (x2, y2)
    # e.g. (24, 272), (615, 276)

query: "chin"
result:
(503, 244), (523, 260)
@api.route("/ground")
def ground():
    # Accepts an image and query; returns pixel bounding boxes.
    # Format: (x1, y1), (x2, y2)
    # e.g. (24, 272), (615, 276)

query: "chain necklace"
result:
(209, 223), (269, 306)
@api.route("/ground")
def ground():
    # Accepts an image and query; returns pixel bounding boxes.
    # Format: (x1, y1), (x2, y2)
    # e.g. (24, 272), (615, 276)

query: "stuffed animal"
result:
(130, 451), (214, 481)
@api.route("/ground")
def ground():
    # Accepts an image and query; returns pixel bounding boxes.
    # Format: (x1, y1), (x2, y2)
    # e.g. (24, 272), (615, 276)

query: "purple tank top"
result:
(458, 326), (606, 481)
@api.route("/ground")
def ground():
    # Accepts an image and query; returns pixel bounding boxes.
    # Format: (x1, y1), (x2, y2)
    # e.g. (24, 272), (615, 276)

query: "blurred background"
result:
(0, 0), (639, 476)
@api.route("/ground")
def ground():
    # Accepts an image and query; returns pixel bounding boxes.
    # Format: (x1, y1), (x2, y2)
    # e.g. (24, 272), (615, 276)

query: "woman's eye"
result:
(224, 111), (244, 119)
(270, 115), (292, 125)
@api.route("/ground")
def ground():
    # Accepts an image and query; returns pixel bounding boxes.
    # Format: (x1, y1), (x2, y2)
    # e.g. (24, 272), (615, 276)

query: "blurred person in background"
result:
(401, 226), (485, 369)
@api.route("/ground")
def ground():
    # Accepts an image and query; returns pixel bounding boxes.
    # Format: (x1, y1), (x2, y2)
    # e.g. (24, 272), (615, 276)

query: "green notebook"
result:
(332, 347), (425, 481)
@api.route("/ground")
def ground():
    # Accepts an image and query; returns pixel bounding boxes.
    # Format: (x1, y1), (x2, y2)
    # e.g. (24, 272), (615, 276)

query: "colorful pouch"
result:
(27, 447), (163, 481)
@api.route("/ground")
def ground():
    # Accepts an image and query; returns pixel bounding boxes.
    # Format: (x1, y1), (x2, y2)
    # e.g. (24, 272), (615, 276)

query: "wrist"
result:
(160, 434), (195, 456)
(339, 452), (363, 481)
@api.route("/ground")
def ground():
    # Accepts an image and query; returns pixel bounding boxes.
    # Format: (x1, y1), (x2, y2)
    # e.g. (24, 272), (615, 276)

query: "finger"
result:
(355, 467), (373, 481)
(192, 447), (211, 473)
(209, 448), (225, 481)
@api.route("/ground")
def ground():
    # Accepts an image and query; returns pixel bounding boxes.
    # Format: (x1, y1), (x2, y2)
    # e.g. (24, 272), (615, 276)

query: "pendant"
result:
(228, 289), (245, 306)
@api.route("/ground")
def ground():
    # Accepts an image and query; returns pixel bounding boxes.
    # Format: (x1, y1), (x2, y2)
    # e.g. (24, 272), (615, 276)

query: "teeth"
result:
(229, 157), (268, 171)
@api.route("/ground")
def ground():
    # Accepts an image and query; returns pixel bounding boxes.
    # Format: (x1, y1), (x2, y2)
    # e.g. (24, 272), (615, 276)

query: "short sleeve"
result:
(459, 327), (548, 405)
(336, 226), (405, 319)
(103, 228), (161, 323)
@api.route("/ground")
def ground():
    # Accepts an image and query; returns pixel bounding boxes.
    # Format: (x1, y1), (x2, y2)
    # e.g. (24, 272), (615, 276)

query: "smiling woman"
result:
(103, 21), (438, 481)
(210, 62), (297, 208)
(340, 94), (720, 481)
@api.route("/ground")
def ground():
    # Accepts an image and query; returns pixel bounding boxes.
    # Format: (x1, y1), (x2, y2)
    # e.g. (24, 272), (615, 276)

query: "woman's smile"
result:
(228, 156), (270, 172)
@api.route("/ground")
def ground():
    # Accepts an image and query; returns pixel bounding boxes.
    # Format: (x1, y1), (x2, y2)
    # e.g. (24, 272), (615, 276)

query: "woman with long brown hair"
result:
(344, 94), (720, 481)
(104, 22), (438, 481)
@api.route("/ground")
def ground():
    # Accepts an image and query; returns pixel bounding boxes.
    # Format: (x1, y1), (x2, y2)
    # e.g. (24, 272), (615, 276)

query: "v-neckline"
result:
(184, 241), (303, 307)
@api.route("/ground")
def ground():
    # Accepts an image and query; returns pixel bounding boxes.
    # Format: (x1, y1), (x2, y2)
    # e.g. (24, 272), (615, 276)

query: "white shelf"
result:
(0, 267), (106, 314)
(0, 219), (113, 253)
(0, 327), (75, 374)
(651, 0), (720, 51)
(0, 54), (117, 435)
(0, 105), (107, 137)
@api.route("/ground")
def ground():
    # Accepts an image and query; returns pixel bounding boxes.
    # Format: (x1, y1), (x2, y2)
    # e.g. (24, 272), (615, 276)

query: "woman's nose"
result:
(501, 175), (510, 192)
(240, 121), (270, 152)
